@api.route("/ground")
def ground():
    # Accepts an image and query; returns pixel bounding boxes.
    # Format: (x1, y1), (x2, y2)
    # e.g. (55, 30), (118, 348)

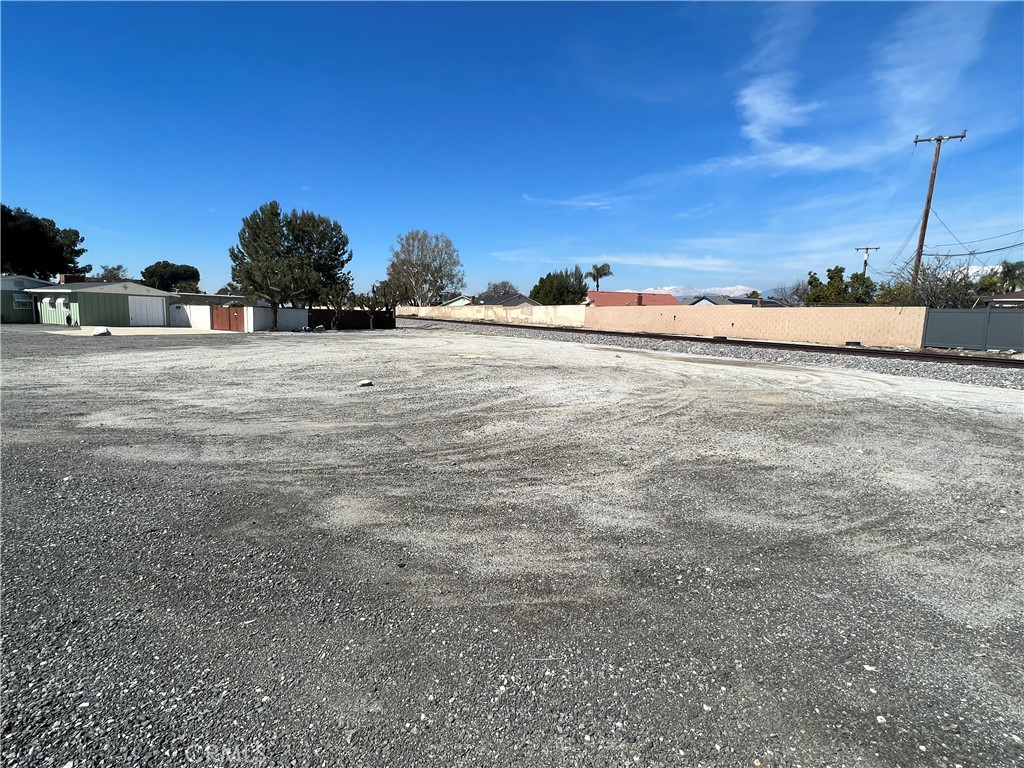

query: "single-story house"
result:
(1, 275), (54, 323)
(978, 291), (1024, 307)
(585, 291), (681, 307)
(682, 295), (733, 306)
(476, 291), (540, 307)
(439, 294), (477, 307)
(26, 282), (178, 327)
(683, 295), (783, 307)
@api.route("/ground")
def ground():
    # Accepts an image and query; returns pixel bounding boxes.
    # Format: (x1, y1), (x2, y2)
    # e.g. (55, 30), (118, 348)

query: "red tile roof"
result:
(587, 291), (681, 307)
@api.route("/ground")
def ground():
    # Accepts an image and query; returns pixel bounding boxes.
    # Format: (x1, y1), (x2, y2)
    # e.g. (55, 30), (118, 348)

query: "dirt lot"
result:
(2, 324), (1022, 767)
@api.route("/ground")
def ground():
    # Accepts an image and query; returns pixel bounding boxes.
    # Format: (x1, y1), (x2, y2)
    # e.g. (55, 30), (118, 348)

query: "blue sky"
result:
(3, 2), (1022, 296)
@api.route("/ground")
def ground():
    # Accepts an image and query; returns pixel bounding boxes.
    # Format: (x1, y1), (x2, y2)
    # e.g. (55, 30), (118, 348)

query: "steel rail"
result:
(400, 316), (1024, 369)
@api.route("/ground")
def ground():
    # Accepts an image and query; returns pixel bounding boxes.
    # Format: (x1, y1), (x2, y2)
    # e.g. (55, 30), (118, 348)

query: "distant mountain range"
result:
(622, 285), (758, 299)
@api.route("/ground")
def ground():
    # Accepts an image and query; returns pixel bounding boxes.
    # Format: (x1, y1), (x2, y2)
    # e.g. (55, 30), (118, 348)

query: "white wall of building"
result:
(245, 307), (308, 332)
(169, 304), (213, 329)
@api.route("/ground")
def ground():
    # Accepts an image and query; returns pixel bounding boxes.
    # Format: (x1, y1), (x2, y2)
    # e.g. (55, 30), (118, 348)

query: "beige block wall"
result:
(398, 304), (928, 348)
(398, 304), (587, 327)
(583, 306), (927, 347)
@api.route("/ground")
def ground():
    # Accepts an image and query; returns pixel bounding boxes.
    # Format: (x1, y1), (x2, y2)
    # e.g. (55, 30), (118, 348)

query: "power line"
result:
(928, 207), (971, 258)
(928, 229), (1024, 248)
(878, 214), (924, 273)
(868, 144), (918, 244)
(923, 243), (1023, 258)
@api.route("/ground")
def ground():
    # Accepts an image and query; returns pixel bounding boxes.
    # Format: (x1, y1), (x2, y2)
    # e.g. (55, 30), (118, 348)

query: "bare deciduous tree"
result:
(485, 280), (519, 296)
(385, 230), (465, 306)
(768, 279), (809, 306)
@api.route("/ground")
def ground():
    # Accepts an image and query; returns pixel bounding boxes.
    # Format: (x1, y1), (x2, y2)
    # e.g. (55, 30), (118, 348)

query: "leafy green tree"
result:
(976, 259), (1024, 295)
(872, 282), (914, 306)
(847, 272), (875, 304)
(585, 263), (613, 291)
(874, 255), (979, 308)
(805, 266), (875, 305)
(347, 280), (408, 330)
(385, 230), (465, 306)
(745, 290), (761, 299)
(229, 202), (353, 329)
(1, 204), (90, 279)
(94, 264), (131, 282)
(485, 280), (519, 296)
(529, 265), (589, 305)
(1001, 260), (1024, 292)
(141, 261), (201, 292)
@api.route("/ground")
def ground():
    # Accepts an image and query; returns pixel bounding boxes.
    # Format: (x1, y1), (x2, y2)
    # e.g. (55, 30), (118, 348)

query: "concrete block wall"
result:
(583, 305), (928, 348)
(399, 304), (928, 349)
(399, 305), (587, 327)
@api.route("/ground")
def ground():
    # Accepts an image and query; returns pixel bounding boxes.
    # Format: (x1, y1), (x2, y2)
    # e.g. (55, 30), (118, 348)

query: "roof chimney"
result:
(637, 293), (643, 306)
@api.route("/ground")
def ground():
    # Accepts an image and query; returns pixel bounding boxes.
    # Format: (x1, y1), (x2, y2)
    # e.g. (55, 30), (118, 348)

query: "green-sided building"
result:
(26, 282), (177, 327)
(1, 275), (53, 323)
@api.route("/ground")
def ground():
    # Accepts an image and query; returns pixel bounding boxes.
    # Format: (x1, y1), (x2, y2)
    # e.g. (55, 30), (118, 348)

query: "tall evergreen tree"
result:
(228, 201), (353, 329)
(529, 266), (589, 305)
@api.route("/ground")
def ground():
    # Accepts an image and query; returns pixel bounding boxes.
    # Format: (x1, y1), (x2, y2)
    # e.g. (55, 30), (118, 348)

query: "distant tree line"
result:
(1, 204), (90, 279)
(768, 256), (1024, 309)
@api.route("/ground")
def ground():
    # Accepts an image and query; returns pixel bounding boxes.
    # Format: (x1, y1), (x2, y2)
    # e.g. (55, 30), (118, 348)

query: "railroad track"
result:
(400, 316), (1024, 369)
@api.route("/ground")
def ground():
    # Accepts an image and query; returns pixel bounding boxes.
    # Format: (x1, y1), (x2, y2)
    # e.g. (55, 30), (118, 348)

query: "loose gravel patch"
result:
(398, 318), (1024, 390)
(2, 324), (1022, 768)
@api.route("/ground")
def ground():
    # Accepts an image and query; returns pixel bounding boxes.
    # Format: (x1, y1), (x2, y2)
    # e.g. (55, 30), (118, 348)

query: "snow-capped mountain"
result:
(637, 284), (758, 299)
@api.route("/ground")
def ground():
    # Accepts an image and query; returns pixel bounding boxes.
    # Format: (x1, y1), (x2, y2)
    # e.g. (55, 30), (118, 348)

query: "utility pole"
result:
(910, 130), (966, 299)
(855, 246), (879, 278)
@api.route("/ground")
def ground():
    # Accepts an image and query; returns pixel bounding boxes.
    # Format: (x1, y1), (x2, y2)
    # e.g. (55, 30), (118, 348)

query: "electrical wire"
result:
(876, 213), (923, 274)
(868, 144), (917, 244)
(923, 242), (1023, 258)
(925, 207), (970, 262)
(928, 229), (1024, 248)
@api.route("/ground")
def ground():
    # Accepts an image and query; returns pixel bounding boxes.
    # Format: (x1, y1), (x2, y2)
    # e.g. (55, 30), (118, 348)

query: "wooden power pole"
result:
(910, 130), (966, 299)
(855, 246), (879, 278)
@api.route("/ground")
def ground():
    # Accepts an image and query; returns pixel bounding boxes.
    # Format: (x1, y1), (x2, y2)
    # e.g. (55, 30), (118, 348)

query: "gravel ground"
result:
(396, 318), (1024, 390)
(2, 323), (1022, 768)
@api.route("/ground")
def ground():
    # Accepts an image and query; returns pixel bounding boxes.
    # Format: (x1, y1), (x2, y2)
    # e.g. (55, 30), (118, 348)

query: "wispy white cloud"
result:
(692, 140), (895, 174)
(641, 284), (756, 297)
(744, 4), (815, 72)
(693, 3), (995, 175)
(521, 192), (621, 210)
(593, 253), (742, 272)
(736, 72), (820, 146)
(873, 3), (993, 134)
(674, 203), (717, 219)
(490, 245), (552, 262)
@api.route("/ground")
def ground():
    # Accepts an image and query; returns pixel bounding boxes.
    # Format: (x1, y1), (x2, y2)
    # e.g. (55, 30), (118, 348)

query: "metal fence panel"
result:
(985, 309), (1024, 351)
(924, 309), (987, 350)
(924, 307), (1024, 351)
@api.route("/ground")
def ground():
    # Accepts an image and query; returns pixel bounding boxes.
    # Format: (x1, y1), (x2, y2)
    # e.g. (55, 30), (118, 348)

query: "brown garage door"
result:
(211, 306), (245, 332)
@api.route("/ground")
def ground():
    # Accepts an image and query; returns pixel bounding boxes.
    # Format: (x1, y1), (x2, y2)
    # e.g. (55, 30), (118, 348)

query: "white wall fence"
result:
(169, 304), (212, 330)
(245, 307), (309, 332)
